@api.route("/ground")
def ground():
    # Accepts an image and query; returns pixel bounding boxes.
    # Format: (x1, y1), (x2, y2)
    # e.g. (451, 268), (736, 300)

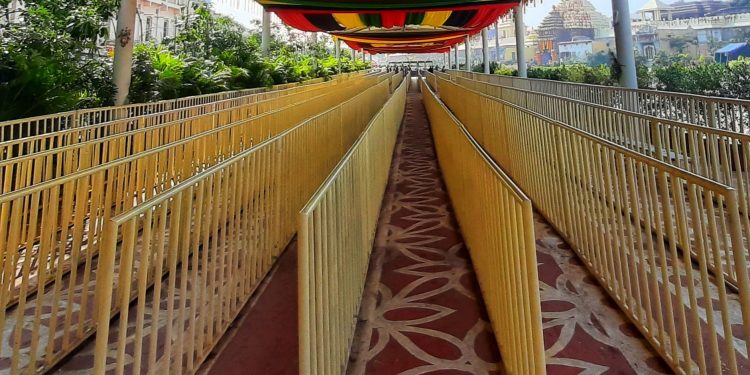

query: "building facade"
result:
(534, 0), (612, 65)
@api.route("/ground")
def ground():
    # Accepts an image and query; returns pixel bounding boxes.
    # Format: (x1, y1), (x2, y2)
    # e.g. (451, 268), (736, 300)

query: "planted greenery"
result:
(0, 3), (369, 121)
(493, 52), (750, 100)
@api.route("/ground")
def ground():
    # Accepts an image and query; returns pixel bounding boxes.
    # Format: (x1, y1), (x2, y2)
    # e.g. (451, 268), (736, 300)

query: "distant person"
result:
(428, 66), (434, 73)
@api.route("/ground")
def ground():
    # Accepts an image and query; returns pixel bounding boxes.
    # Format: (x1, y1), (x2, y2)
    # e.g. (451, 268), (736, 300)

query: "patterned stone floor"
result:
(347, 86), (672, 374)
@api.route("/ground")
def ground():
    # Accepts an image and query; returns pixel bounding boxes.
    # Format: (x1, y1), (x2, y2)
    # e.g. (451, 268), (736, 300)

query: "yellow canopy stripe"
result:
(421, 11), (451, 27)
(333, 13), (366, 29)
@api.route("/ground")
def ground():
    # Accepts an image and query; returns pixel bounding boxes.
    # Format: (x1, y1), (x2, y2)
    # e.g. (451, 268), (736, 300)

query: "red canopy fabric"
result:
(263, 1), (521, 53)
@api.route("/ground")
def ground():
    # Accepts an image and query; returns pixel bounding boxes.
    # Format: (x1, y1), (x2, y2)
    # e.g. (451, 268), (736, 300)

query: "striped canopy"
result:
(258, 0), (521, 53)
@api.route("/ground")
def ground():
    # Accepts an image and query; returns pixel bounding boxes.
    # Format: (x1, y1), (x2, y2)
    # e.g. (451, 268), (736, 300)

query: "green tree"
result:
(1, 2), (369, 121)
(0, 0), (118, 121)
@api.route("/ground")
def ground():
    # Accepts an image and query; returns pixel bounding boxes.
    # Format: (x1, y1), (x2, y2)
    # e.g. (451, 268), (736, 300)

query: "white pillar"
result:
(454, 46), (459, 70)
(495, 20), (501, 63)
(112, 0), (138, 105)
(335, 38), (341, 73)
(448, 49), (452, 69)
(514, 6), (527, 78)
(611, 0), (637, 88)
(482, 28), (490, 73)
(464, 36), (470, 71)
(261, 11), (271, 57)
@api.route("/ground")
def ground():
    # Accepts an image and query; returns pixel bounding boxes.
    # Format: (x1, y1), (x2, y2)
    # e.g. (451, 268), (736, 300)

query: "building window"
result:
(645, 45), (656, 60)
(164, 20), (169, 39)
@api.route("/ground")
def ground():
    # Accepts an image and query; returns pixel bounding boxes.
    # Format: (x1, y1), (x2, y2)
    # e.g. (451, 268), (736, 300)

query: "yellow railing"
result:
(0, 77), (388, 374)
(0, 73), (363, 145)
(420, 78), (546, 374)
(298, 76), (406, 375)
(87, 76), (392, 375)
(448, 70), (750, 135)
(388, 72), (402, 93)
(452, 75), (750, 289)
(437, 77), (750, 375)
(0, 76), (354, 160)
(0, 77), (379, 307)
(0, 77), (377, 198)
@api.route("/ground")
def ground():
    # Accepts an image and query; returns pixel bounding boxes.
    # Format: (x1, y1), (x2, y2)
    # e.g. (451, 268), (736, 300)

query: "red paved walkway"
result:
(200, 241), (299, 375)
(347, 85), (504, 374)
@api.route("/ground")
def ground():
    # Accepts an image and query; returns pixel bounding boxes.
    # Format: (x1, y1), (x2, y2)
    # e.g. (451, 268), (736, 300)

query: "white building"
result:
(211, 0), (266, 28)
(133, 0), (185, 44)
(558, 38), (594, 62)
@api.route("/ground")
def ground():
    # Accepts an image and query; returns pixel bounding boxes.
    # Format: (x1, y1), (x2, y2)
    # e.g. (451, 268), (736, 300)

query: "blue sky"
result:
(524, 0), (663, 26)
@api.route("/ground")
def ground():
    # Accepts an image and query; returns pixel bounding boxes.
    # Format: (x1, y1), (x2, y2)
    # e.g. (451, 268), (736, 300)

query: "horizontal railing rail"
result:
(0, 78), (389, 374)
(448, 70), (750, 135)
(452, 75), (750, 288)
(88, 74), (398, 375)
(0, 78), (343, 161)
(437, 76), (750, 375)
(0, 71), (368, 144)
(0, 74), (354, 143)
(0, 78), (381, 311)
(420, 78), (546, 374)
(0, 77), (379, 197)
(298, 75), (406, 375)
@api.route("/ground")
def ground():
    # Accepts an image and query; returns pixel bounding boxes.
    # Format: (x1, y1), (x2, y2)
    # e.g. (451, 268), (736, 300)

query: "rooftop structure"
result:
(534, 0), (612, 64)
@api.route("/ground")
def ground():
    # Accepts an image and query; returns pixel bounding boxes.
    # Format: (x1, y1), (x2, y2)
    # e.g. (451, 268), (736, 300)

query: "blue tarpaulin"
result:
(715, 42), (750, 63)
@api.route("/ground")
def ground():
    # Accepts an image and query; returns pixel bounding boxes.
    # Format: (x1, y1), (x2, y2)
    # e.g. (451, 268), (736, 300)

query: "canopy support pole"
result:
(611, 0), (637, 88)
(464, 36), (470, 72)
(482, 28), (490, 74)
(261, 11), (271, 57)
(335, 38), (341, 73)
(454, 46), (458, 70)
(514, 5), (527, 78)
(112, 0), (137, 105)
(495, 20), (501, 63)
